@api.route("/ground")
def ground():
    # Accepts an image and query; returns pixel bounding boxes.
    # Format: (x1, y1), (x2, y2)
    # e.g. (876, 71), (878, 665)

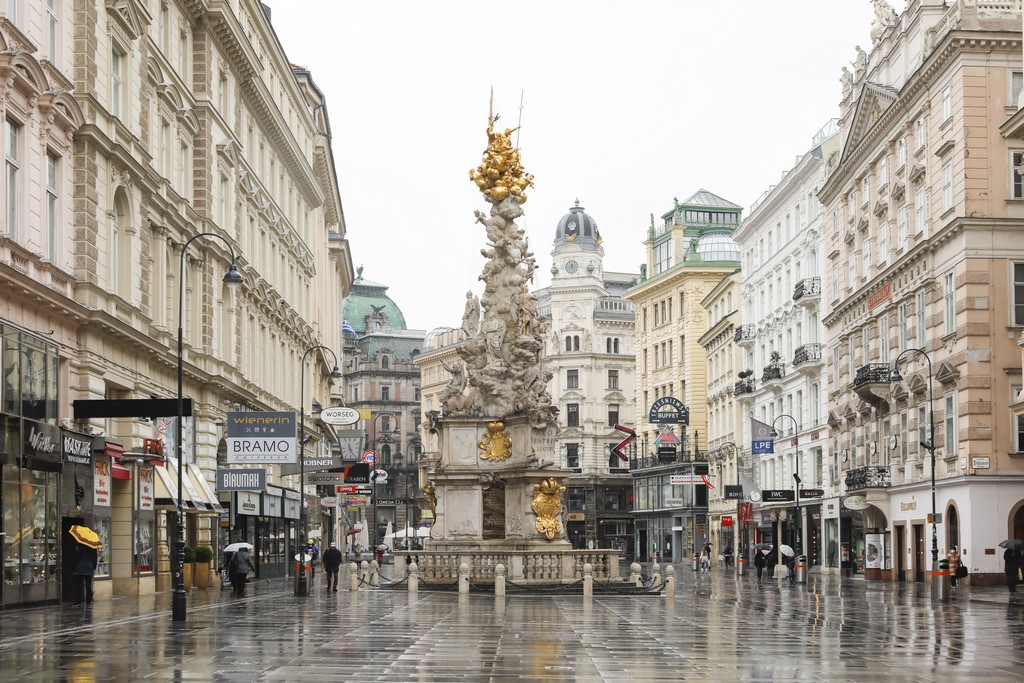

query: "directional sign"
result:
(319, 406), (360, 426)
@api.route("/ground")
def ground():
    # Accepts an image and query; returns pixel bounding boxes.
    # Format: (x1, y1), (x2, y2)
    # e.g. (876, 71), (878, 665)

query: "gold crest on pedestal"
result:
(478, 421), (512, 461)
(531, 477), (566, 540)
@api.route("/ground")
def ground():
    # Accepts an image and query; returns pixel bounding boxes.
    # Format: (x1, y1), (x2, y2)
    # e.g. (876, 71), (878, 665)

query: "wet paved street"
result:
(1, 568), (1023, 682)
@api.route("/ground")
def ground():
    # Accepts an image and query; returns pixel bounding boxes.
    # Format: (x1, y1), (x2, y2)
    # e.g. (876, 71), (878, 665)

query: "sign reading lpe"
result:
(226, 411), (297, 464)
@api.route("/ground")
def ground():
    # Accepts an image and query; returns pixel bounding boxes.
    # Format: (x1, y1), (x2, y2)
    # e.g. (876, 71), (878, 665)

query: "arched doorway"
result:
(946, 504), (960, 551)
(1012, 502), (1024, 541)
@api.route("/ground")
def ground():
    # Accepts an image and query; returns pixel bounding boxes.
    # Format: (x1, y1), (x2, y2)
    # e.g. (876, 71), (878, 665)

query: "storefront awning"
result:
(153, 464), (179, 508)
(111, 463), (131, 480)
(162, 458), (206, 511)
(187, 464), (225, 515)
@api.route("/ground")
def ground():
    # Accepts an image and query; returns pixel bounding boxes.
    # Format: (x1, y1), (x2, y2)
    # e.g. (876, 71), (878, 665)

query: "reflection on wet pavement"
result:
(1, 569), (1022, 681)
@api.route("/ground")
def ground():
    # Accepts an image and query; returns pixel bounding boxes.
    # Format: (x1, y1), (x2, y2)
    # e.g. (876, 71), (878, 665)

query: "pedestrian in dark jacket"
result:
(229, 548), (255, 596)
(1005, 547), (1020, 594)
(322, 542), (343, 592)
(765, 548), (778, 578)
(73, 545), (98, 605)
(754, 550), (765, 580)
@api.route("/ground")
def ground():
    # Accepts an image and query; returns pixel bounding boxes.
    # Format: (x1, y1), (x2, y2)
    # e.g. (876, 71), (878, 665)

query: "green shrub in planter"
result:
(195, 546), (213, 563)
(183, 546), (196, 563)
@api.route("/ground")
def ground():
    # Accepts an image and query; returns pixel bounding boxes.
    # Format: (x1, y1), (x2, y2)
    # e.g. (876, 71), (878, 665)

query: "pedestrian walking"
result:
(766, 548), (777, 578)
(723, 543), (734, 568)
(947, 546), (961, 590)
(229, 547), (255, 596)
(754, 550), (765, 580)
(785, 554), (796, 584)
(304, 539), (319, 582)
(72, 544), (98, 605)
(1005, 547), (1020, 594)
(322, 542), (343, 592)
(699, 547), (711, 571)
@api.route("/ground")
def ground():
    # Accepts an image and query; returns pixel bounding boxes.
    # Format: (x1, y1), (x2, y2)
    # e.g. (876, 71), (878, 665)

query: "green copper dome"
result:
(342, 266), (408, 335)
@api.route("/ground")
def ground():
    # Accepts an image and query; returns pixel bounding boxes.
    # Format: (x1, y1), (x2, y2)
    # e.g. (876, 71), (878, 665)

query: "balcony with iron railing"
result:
(734, 379), (756, 397)
(844, 466), (891, 490)
(761, 364), (785, 383)
(852, 363), (891, 403)
(792, 343), (824, 369)
(629, 449), (708, 471)
(793, 277), (821, 305)
(734, 324), (756, 345)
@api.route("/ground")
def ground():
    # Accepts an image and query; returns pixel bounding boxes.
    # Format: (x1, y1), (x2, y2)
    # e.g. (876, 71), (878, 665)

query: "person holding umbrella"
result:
(69, 525), (102, 606)
(1001, 540), (1023, 593)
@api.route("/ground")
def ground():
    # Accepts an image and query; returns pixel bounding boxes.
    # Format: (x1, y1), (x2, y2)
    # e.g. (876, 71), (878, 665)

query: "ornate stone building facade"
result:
(820, 0), (1024, 584)
(534, 201), (637, 556)
(626, 190), (742, 562)
(1, 0), (352, 607)
(732, 122), (839, 572)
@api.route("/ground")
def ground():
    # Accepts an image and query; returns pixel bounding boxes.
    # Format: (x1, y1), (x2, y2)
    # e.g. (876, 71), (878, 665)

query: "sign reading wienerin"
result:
(226, 412), (297, 464)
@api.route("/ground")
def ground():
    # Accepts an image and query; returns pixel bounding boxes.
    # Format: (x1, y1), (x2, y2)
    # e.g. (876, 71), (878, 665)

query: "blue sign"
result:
(752, 439), (774, 455)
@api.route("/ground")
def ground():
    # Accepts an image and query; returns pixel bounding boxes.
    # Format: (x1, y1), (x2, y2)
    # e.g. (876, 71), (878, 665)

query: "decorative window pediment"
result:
(216, 139), (239, 168)
(909, 163), (926, 183)
(891, 181), (906, 200)
(935, 361), (959, 387)
(842, 404), (858, 422)
(106, 0), (152, 41)
(827, 411), (842, 429)
(872, 199), (888, 217)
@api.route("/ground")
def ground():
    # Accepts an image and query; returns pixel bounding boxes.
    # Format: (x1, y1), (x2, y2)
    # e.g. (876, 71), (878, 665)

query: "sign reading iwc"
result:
(226, 411), (297, 464)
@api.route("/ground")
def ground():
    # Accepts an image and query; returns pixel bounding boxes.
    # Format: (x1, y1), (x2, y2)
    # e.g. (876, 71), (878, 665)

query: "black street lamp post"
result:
(295, 345), (342, 597)
(174, 233), (243, 623)
(890, 348), (940, 598)
(770, 414), (801, 554)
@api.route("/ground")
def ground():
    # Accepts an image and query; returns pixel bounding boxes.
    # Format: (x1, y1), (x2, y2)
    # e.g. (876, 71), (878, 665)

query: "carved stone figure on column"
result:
(461, 291), (480, 338)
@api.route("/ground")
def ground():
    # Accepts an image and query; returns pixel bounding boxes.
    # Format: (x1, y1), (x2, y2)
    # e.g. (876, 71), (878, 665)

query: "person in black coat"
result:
(765, 548), (778, 578)
(73, 545), (98, 605)
(1005, 547), (1021, 594)
(322, 542), (343, 592)
(754, 550), (766, 580)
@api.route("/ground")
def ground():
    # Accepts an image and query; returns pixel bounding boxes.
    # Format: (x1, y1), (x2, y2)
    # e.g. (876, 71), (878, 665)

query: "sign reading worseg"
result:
(226, 411), (297, 464)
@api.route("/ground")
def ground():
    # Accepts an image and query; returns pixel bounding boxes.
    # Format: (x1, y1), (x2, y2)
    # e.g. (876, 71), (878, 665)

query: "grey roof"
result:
(680, 189), (741, 209)
(553, 199), (601, 250)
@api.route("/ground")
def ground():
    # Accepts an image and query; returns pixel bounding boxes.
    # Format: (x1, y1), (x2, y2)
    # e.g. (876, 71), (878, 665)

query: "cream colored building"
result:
(820, 0), (1024, 584)
(0, 0), (352, 605)
(626, 190), (742, 561)
(698, 269), (748, 558)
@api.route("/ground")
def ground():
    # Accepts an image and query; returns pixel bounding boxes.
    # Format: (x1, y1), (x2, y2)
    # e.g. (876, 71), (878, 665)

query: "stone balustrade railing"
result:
(393, 549), (619, 584)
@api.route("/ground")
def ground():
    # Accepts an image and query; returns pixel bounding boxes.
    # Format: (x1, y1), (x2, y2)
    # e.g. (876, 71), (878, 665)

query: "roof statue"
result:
(442, 108), (555, 429)
(870, 0), (898, 44)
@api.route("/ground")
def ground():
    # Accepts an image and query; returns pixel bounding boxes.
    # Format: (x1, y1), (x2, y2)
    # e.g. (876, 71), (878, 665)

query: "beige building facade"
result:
(820, 0), (1024, 584)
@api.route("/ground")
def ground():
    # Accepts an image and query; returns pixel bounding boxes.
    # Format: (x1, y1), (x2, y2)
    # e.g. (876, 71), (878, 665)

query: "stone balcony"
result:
(852, 363), (891, 404)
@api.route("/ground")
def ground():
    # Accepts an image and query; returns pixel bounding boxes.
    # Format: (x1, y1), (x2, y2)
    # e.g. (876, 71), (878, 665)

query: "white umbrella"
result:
(779, 544), (795, 557)
(224, 542), (253, 553)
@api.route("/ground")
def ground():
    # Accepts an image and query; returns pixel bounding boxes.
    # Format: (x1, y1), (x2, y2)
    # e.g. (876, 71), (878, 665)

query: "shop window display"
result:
(94, 518), (111, 578)
(3, 467), (58, 587)
(133, 520), (153, 575)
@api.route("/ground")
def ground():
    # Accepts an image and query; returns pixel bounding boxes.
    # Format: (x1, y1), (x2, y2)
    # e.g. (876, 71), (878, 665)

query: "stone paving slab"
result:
(0, 569), (1023, 681)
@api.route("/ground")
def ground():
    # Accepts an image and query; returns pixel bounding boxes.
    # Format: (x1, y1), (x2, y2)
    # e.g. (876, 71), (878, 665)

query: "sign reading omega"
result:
(647, 397), (690, 425)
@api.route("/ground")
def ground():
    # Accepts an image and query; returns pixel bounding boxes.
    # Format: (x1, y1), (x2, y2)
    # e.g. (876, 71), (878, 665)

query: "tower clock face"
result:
(565, 260), (579, 274)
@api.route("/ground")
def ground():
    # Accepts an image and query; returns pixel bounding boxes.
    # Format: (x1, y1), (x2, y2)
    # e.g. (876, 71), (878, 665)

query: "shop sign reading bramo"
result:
(226, 411), (297, 464)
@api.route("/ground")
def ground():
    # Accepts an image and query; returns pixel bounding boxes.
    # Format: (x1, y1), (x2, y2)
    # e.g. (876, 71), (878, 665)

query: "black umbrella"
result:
(998, 539), (1024, 550)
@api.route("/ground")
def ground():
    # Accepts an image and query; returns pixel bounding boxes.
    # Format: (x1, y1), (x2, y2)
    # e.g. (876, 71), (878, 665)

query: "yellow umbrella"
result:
(70, 525), (102, 549)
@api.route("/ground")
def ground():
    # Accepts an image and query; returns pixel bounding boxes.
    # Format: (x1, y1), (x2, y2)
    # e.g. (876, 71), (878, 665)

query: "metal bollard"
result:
(408, 561), (419, 594)
(458, 562), (470, 594)
(794, 555), (807, 584)
(736, 554), (746, 577)
(665, 565), (676, 597)
(495, 563), (506, 597)
(692, 555), (699, 572)
(933, 559), (949, 601)
(583, 562), (593, 598)
(348, 562), (358, 591)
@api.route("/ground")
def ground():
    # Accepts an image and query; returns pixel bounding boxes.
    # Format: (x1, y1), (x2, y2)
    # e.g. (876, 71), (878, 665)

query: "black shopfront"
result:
(226, 487), (299, 579)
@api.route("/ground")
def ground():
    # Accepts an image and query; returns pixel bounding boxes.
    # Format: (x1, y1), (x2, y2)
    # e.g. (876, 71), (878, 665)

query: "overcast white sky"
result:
(268, 1), (898, 332)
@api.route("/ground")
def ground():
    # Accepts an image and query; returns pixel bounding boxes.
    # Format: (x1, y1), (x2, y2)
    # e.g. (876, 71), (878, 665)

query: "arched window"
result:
(381, 444), (391, 465)
(565, 336), (572, 352)
(613, 338), (620, 353)
(381, 355), (389, 370)
(573, 335), (580, 351)
(947, 505), (960, 551)
(606, 338), (612, 353)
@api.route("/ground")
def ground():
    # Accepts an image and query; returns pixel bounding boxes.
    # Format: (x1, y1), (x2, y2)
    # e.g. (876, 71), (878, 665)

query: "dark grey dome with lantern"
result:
(553, 199), (601, 251)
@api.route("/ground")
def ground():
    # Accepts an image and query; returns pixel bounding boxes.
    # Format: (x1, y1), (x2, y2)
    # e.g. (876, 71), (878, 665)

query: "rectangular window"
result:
(566, 443), (580, 469)
(654, 240), (671, 274)
(879, 314), (890, 362)
(918, 404), (928, 453)
(111, 48), (124, 118)
(849, 247), (857, 287)
(897, 205), (907, 247)
(160, 121), (170, 175)
(943, 393), (956, 454)
(941, 85), (952, 121)
(566, 369), (579, 389)
(1011, 384), (1022, 453)
(219, 174), (228, 227)
(179, 143), (188, 196)
(46, 153), (58, 263)
(917, 291), (927, 343)
(567, 403), (579, 428)
(944, 272), (955, 335)
(380, 386), (389, 402)
(897, 137), (906, 168)
(849, 336), (857, 377)
(900, 411), (909, 461)
(1012, 151), (1024, 199)
(862, 176), (870, 205)
(916, 116), (925, 149)
(1017, 413), (1024, 454)
(879, 221), (889, 264)
(1012, 71), (1024, 106)
(608, 404), (619, 428)
(1013, 263), (1024, 326)
(5, 119), (19, 240)
(915, 187), (925, 233)
(831, 264), (838, 299)
(898, 302), (909, 351)
(942, 162), (953, 212)
(607, 369), (619, 390)
(879, 156), (888, 187)
(861, 239), (869, 278)
(47, 0), (57, 61)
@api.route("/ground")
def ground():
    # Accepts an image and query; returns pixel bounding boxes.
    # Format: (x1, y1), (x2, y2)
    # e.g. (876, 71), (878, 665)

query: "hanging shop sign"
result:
(762, 489), (795, 503)
(319, 407), (360, 426)
(61, 429), (93, 465)
(724, 485), (744, 500)
(226, 411), (297, 464)
(216, 468), (267, 491)
(94, 455), (111, 507)
(138, 465), (155, 511)
(236, 490), (260, 515)
(23, 419), (61, 470)
(648, 397), (690, 425)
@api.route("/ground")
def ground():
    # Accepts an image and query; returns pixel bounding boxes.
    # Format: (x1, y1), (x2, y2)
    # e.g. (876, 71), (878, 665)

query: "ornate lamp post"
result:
(770, 414), (801, 553)
(890, 348), (939, 597)
(174, 233), (243, 623)
(295, 344), (342, 597)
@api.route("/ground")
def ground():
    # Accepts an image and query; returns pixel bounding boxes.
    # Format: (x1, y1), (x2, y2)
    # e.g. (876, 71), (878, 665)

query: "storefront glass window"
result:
(133, 517), (153, 575)
(94, 517), (111, 577)
(3, 467), (58, 587)
(2, 329), (21, 415)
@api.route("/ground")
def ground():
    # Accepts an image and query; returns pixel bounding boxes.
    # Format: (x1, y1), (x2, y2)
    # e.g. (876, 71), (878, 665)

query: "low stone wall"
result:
(392, 550), (619, 584)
